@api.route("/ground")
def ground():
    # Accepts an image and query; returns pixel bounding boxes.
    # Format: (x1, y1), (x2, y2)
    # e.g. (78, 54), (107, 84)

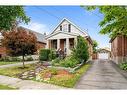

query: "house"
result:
(46, 18), (93, 59)
(110, 35), (127, 64)
(0, 27), (46, 58)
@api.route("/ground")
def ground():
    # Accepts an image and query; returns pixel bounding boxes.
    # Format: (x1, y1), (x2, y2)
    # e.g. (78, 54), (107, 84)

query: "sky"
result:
(21, 6), (111, 49)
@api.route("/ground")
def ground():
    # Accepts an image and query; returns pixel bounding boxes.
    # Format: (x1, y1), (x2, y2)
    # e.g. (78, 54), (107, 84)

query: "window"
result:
(60, 25), (62, 31)
(63, 24), (68, 32)
(68, 24), (71, 32)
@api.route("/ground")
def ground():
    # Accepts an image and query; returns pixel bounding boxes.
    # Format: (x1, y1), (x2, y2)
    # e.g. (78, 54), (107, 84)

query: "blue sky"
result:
(22, 6), (110, 48)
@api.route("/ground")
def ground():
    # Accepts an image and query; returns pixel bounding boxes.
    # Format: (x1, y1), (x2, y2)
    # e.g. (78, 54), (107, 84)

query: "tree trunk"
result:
(22, 55), (25, 68)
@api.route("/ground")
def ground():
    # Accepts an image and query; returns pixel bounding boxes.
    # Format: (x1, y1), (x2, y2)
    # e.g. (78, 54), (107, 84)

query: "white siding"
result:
(53, 20), (87, 37)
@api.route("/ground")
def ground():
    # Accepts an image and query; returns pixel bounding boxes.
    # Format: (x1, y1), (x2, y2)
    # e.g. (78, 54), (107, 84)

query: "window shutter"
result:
(68, 24), (71, 32)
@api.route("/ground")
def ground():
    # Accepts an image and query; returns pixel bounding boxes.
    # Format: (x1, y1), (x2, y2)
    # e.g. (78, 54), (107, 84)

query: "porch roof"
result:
(46, 31), (80, 40)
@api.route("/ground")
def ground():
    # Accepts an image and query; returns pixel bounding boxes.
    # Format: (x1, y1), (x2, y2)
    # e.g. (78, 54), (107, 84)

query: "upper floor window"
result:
(68, 24), (71, 32)
(60, 25), (62, 31)
(63, 24), (68, 32)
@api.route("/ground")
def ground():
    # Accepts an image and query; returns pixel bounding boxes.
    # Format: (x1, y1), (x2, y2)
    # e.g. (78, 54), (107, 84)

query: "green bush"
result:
(39, 49), (51, 61)
(11, 57), (21, 62)
(26, 56), (33, 61)
(52, 58), (61, 66)
(49, 49), (57, 61)
(0, 56), (22, 62)
(120, 62), (127, 70)
(60, 56), (79, 68)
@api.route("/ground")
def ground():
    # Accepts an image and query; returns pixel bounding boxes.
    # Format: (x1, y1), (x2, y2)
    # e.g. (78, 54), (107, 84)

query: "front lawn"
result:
(0, 84), (17, 90)
(0, 61), (18, 66)
(0, 62), (91, 88)
(0, 63), (36, 77)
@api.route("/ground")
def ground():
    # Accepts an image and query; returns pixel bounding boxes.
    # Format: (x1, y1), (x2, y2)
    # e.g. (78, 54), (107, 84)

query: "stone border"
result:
(110, 60), (127, 80)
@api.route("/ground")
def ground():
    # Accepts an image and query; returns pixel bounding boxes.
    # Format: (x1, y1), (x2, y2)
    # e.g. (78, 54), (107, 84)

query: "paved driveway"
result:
(75, 59), (127, 89)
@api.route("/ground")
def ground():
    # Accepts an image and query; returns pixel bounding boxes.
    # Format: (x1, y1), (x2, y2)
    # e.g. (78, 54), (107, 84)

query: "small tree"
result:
(2, 27), (37, 68)
(93, 40), (98, 53)
(72, 36), (89, 63)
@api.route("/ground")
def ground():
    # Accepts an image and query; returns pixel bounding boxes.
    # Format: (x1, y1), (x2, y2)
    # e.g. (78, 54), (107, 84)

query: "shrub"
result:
(26, 56), (33, 61)
(52, 58), (61, 66)
(60, 56), (79, 68)
(11, 57), (21, 62)
(72, 36), (89, 63)
(119, 62), (127, 70)
(49, 49), (57, 61)
(39, 49), (51, 61)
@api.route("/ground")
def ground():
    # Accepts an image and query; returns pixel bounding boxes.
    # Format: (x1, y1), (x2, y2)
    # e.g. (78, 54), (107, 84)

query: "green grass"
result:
(0, 61), (18, 66)
(36, 63), (91, 88)
(0, 84), (17, 90)
(0, 64), (36, 77)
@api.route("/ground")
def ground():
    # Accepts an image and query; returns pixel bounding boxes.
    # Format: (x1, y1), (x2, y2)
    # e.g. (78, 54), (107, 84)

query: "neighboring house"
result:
(0, 27), (46, 58)
(19, 26), (46, 53)
(110, 35), (127, 64)
(46, 18), (93, 59)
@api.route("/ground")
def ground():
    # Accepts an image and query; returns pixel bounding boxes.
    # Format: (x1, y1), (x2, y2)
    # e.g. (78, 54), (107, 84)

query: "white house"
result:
(46, 18), (93, 58)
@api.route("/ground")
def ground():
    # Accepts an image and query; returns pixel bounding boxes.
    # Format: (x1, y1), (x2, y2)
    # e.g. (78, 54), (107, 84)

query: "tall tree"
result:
(82, 6), (127, 38)
(2, 27), (37, 68)
(0, 6), (30, 32)
(72, 36), (89, 62)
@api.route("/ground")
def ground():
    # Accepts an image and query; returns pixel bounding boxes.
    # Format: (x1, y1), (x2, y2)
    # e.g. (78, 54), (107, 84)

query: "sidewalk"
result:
(0, 75), (64, 89)
(0, 61), (38, 68)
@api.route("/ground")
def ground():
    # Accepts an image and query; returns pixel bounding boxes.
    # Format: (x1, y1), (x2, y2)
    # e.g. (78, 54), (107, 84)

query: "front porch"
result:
(46, 38), (77, 55)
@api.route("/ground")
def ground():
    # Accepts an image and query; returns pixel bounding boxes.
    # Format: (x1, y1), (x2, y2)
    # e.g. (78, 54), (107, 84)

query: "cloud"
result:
(21, 21), (50, 35)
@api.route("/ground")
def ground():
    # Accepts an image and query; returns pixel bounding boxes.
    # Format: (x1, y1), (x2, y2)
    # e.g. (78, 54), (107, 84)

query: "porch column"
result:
(74, 37), (77, 47)
(66, 38), (70, 55)
(46, 40), (49, 49)
(57, 39), (60, 50)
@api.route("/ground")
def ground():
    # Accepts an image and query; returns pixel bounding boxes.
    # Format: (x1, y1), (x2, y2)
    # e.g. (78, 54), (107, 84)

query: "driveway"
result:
(75, 59), (127, 89)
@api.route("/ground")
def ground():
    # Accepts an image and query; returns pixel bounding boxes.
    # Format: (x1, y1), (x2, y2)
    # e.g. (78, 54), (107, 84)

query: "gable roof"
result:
(51, 18), (88, 36)
(19, 26), (46, 44)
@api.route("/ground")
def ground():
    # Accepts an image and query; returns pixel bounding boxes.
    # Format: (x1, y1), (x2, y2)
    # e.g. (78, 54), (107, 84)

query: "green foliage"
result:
(82, 6), (127, 38)
(0, 56), (21, 62)
(49, 49), (57, 61)
(72, 36), (89, 62)
(119, 62), (127, 70)
(60, 56), (79, 68)
(39, 49), (51, 61)
(52, 58), (61, 66)
(26, 56), (33, 61)
(0, 84), (17, 90)
(93, 40), (98, 53)
(0, 6), (30, 31)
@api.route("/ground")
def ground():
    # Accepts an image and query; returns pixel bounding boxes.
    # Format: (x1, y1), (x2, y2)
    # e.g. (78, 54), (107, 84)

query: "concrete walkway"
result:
(0, 61), (38, 68)
(75, 59), (127, 89)
(0, 75), (64, 89)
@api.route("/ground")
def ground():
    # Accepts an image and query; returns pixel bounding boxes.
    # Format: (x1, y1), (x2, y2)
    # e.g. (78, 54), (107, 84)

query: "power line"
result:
(34, 7), (61, 20)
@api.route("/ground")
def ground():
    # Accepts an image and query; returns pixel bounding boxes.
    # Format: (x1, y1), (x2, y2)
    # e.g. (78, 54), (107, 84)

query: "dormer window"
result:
(68, 24), (71, 32)
(60, 25), (62, 31)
